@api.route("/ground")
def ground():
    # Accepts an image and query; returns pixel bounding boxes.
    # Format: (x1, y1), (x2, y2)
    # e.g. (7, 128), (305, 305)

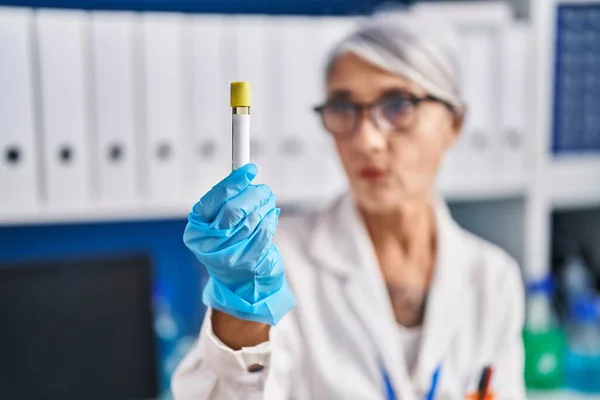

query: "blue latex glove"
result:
(183, 163), (296, 325)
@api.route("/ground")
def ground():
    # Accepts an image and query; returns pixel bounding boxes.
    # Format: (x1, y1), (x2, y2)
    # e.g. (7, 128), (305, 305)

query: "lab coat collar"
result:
(307, 194), (365, 279)
(307, 192), (471, 398)
(308, 192), (467, 279)
(412, 195), (469, 395)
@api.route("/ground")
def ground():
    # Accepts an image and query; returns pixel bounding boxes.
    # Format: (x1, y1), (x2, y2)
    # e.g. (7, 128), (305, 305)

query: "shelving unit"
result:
(524, 0), (600, 282)
(549, 155), (600, 210)
(0, 0), (595, 277)
(526, 2), (600, 399)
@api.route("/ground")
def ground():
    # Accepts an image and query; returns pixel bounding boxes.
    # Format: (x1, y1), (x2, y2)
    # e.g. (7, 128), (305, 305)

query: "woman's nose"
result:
(352, 116), (388, 152)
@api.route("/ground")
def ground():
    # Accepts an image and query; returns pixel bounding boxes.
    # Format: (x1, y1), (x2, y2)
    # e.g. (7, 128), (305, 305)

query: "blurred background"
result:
(0, 0), (599, 398)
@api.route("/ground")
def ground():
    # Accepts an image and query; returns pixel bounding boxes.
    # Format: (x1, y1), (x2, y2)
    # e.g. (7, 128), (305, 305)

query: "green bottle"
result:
(524, 328), (565, 389)
(523, 276), (565, 389)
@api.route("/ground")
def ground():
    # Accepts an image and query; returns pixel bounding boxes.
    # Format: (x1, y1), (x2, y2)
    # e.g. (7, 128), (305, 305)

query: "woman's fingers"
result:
(191, 163), (258, 223)
(212, 206), (280, 270)
(184, 179), (279, 262)
(212, 184), (274, 230)
(213, 195), (278, 252)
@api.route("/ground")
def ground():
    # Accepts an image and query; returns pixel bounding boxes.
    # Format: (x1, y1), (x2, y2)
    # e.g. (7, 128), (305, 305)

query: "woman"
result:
(173, 15), (526, 400)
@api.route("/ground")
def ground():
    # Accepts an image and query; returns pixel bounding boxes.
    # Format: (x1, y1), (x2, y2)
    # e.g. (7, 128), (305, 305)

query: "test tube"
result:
(230, 82), (251, 171)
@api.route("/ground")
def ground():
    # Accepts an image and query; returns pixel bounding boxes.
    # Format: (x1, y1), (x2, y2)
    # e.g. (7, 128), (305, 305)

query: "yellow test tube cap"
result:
(230, 82), (252, 107)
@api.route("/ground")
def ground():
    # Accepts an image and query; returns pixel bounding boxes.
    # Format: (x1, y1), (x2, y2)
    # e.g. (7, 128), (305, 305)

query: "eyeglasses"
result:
(313, 93), (453, 138)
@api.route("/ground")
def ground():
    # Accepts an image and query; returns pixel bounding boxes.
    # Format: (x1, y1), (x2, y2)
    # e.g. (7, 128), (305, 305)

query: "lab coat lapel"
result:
(412, 198), (469, 395)
(305, 196), (352, 278)
(308, 194), (417, 400)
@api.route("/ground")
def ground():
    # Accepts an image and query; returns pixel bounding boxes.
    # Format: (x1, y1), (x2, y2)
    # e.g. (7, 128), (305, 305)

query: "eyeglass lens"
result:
(320, 95), (415, 137)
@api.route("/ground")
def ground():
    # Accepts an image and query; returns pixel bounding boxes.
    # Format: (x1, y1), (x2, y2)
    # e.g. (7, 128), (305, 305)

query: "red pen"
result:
(466, 366), (495, 400)
(478, 366), (493, 400)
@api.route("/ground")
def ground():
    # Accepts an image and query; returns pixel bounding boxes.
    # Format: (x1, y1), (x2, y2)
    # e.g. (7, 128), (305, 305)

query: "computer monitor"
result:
(0, 254), (158, 400)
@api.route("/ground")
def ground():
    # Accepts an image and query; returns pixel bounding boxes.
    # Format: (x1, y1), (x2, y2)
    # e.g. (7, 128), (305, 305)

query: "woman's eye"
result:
(381, 97), (411, 120)
(327, 102), (355, 115)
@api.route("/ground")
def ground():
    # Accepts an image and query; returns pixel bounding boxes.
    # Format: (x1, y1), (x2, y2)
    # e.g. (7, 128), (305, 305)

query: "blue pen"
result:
(382, 368), (396, 400)
(382, 363), (442, 400)
(425, 364), (443, 400)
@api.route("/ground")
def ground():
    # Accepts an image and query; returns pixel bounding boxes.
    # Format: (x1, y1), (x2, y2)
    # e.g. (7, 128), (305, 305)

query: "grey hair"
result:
(326, 14), (465, 113)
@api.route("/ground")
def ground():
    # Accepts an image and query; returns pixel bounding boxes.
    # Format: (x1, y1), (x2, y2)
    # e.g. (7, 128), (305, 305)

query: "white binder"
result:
(437, 25), (468, 192)
(186, 15), (231, 200)
(273, 17), (325, 204)
(271, 16), (358, 204)
(230, 15), (275, 187)
(312, 17), (357, 200)
(0, 8), (40, 213)
(457, 27), (497, 179)
(36, 10), (92, 208)
(410, 1), (513, 25)
(499, 23), (530, 182)
(90, 12), (139, 204)
(140, 13), (186, 203)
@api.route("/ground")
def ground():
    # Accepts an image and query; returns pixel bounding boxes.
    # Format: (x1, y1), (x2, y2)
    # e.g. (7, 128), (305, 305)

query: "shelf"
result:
(528, 390), (600, 400)
(0, 197), (338, 227)
(0, 202), (192, 227)
(549, 155), (600, 210)
(439, 176), (529, 202)
(0, 177), (533, 226)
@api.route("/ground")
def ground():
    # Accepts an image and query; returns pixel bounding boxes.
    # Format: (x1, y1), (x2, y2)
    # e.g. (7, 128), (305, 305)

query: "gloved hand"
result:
(183, 163), (296, 325)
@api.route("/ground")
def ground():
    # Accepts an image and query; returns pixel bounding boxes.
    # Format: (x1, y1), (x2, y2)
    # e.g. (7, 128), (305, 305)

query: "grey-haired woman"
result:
(173, 15), (526, 400)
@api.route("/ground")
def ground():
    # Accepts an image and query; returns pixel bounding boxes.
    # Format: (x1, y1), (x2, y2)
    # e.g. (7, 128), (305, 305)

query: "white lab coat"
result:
(172, 194), (526, 400)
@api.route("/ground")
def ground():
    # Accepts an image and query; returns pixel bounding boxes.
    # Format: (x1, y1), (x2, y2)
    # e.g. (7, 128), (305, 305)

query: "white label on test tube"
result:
(232, 113), (251, 170)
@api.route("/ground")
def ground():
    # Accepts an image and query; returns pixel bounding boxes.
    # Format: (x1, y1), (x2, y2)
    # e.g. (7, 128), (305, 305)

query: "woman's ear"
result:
(452, 108), (465, 135)
(448, 107), (465, 146)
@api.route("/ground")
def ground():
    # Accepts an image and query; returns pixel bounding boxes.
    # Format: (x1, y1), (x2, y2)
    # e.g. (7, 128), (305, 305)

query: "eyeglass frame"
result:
(313, 93), (455, 138)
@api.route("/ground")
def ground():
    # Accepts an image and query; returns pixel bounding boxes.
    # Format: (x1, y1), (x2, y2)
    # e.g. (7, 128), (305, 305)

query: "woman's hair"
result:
(326, 14), (465, 114)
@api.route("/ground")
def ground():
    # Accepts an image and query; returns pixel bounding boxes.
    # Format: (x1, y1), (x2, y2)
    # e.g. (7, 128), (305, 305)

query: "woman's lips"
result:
(358, 167), (387, 180)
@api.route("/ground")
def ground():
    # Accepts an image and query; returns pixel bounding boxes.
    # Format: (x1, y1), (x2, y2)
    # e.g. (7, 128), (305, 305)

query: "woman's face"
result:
(325, 52), (462, 213)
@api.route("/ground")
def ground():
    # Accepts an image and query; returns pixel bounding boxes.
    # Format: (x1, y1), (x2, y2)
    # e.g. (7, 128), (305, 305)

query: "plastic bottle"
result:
(523, 276), (565, 389)
(154, 293), (180, 399)
(562, 255), (592, 308)
(565, 295), (600, 393)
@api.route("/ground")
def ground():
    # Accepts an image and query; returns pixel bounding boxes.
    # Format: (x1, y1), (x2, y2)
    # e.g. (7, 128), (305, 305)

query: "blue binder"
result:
(553, 3), (600, 155)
